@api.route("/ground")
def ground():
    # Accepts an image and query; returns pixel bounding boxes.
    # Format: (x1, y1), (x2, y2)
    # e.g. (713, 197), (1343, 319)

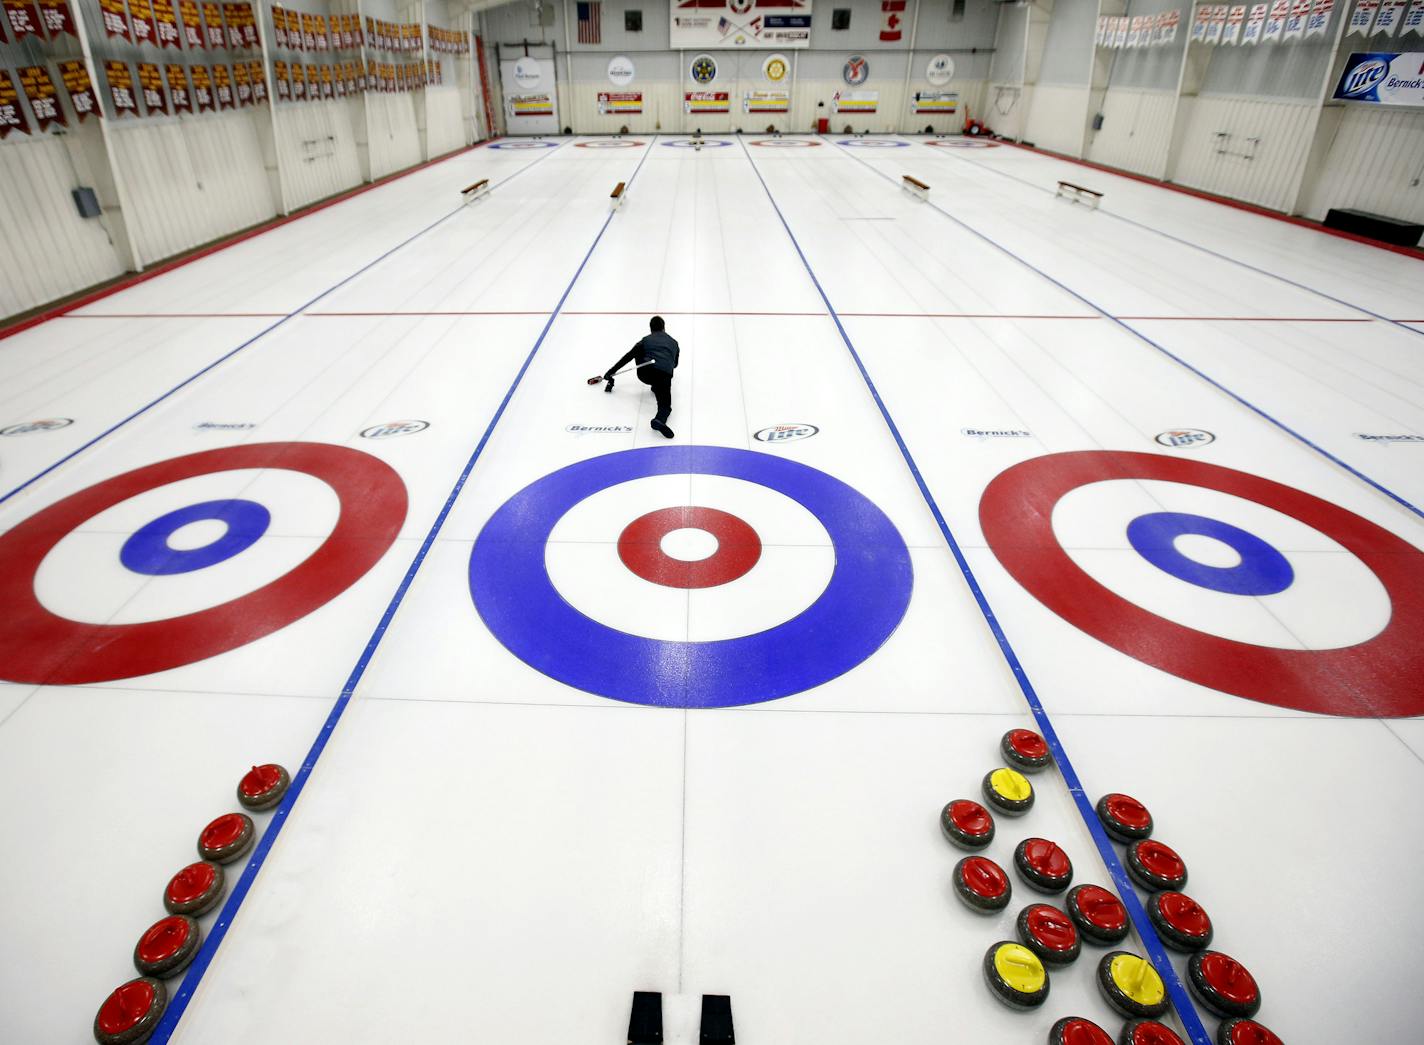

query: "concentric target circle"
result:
(618, 506), (762, 589)
(662, 138), (732, 148)
(926, 138), (1000, 148)
(469, 445), (912, 708)
(979, 450), (1424, 717)
(0, 443), (406, 685)
(489, 140), (559, 149)
(576, 139), (646, 148)
(750, 138), (821, 147)
(838, 139), (908, 148)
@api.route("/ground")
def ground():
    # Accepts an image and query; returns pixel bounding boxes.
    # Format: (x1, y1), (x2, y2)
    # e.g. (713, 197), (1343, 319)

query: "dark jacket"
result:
(608, 331), (680, 378)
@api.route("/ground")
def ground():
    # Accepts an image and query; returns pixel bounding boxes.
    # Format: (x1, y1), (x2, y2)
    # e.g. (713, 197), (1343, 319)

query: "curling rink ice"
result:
(2, 132), (1424, 1045)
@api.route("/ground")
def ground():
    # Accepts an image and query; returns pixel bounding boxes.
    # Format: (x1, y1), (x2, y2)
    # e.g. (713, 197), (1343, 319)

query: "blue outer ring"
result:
(662, 138), (732, 148)
(468, 445), (913, 708)
(838, 139), (909, 148)
(121, 499), (271, 575)
(1126, 511), (1293, 596)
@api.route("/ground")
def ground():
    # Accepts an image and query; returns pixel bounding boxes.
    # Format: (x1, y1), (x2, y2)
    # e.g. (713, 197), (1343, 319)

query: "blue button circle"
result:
(469, 446), (913, 708)
(1126, 511), (1293, 596)
(662, 138), (732, 148)
(121, 499), (271, 575)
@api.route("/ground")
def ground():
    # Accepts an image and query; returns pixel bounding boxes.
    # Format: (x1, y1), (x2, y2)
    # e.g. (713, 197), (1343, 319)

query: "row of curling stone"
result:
(1093, 791), (1283, 1045)
(92, 764), (290, 1045)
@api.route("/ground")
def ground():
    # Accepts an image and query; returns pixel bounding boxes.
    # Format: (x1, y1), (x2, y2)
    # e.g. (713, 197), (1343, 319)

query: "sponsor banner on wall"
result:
(669, 0), (812, 50)
(1347, 0), (1378, 33)
(104, 60), (138, 115)
(833, 89), (877, 113)
(598, 90), (643, 113)
(58, 59), (99, 120)
(911, 90), (957, 114)
(685, 89), (730, 112)
(509, 92), (554, 117)
(744, 87), (789, 112)
(19, 65), (65, 130)
(1244, 3), (1268, 41)
(1334, 50), (1424, 102)
(39, 0), (77, 36)
(166, 63), (191, 111)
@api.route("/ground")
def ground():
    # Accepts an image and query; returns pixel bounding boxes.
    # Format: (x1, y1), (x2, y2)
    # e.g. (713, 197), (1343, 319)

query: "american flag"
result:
(577, 1), (601, 43)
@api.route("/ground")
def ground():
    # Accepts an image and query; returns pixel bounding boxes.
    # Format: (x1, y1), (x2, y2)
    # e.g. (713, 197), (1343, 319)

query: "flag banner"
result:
(1264, 0), (1290, 38)
(212, 62), (233, 107)
(1244, 2), (1269, 40)
(1224, 5), (1246, 41)
(0, 69), (28, 137)
(304, 63), (319, 98)
(910, 89), (957, 113)
(200, 2), (223, 47)
(832, 88), (877, 112)
(128, 0), (157, 45)
(1307, 0), (1334, 33)
(1403, 0), (1424, 34)
(104, 60), (139, 115)
(59, 60), (99, 120)
(1347, 0), (1379, 33)
(274, 59), (289, 99)
(151, 0), (179, 46)
(233, 59), (250, 105)
(880, 0), (904, 41)
(220, 3), (240, 47)
(1111, 14), (1127, 46)
(1374, 0), (1409, 32)
(1192, 5), (1211, 40)
(1334, 49), (1424, 100)
(38, 0), (75, 36)
(684, 89), (730, 112)
(177, 0), (200, 45)
(4, 0), (42, 39)
(1285, 0), (1312, 36)
(598, 89), (644, 113)
(166, 63), (190, 111)
(313, 13), (327, 50)
(19, 65), (64, 130)
(1128, 14), (1143, 46)
(320, 63), (333, 98)
(189, 62), (213, 108)
(138, 62), (167, 113)
(249, 60), (265, 102)
(1203, 3), (1226, 41)
(670, 0), (812, 49)
(99, 0), (131, 39)
(1157, 11), (1179, 43)
(578, 0), (602, 43)
(272, 5), (286, 47)
(1095, 15), (1107, 45)
(291, 11), (306, 51)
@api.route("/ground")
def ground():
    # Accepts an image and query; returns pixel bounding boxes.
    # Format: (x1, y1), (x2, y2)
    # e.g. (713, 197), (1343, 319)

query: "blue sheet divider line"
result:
(0, 140), (568, 510)
(743, 136), (1212, 1045)
(147, 136), (657, 1043)
(828, 137), (1424, 525)
(904, 134), (1424, 340)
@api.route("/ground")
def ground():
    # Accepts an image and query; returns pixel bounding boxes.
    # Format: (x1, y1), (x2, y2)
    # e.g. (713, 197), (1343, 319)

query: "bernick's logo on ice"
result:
(961, 427), (1031, 439)
(1155, 429), (1215, 449)
(361, 420), (430, 439)
(754, 423), (818, 443)
(566, 424), (634, 434)
(1, 418), (73, 436)
(1354, 432), (1424, 444)
(195, 422), (256, 430)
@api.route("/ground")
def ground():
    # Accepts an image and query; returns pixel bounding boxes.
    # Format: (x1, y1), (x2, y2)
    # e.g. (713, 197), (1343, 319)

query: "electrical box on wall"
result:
(72, 187), (102, 219)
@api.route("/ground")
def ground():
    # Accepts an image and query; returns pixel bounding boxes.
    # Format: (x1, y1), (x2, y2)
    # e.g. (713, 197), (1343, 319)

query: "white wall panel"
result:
(367, 92), (424, 181)
(1085, 88), (1178, 178)
(1023, 83), (1091, 157)
(425, 86), (469, 159)
(1169, 95), (1318, 212)
(1302, 107), (1424, 225)
(107, 112), (279, 265)
(274, 98), (365, 212)
(0, 134), (127, 319)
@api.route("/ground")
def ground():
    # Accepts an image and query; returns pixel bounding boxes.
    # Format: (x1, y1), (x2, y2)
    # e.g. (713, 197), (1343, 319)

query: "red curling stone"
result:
(1065, 884), (1129, 945)
(133, 915), (200, 978)
(1048, 1016), (1114, 1045)
(953, 855), (1012, 913)
(1017, 903), (1080, 965)
(1149, 891), (1213, 951)
(93, 977), (166, 1045)
(197, 812), (255, 864)
(940, 799), (995, 850)
(1014, 837), (1074, 893)
(236, 763), (290, 811)
(1120, 1018), (1186, 1045)
(1188, 950), (1261, 1019)
(1126, 838), (1188, 892)
(164, 861), (224, 917)
(1096, 792), (1153, 842)
(1217, 1018), (1283, 1045)
(1001, 728), (1052, 772)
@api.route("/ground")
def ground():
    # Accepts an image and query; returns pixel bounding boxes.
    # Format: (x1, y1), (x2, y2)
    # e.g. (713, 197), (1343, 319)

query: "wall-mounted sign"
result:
(912, 91), (958, 114)
(508, 92), (554, 117)
(685, 90), (730, 113)
(834, 89), (877, 113)
(926, 54), (954, 85)
(607, 54), (635, 86)
(763, 53), (789, 82)
(744, 88), (789, 112)
(843, 54), (869, 86)
(598, 91), (643, 114)
(670, 0), (812, 50)
(1333, 52), (1424, 107)
(512, 55), (542, 89)
(690, 53), (718, 84)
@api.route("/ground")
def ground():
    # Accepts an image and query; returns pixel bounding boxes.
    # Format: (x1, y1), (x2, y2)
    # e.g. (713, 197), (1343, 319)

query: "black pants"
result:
(638, 367), (673, 425)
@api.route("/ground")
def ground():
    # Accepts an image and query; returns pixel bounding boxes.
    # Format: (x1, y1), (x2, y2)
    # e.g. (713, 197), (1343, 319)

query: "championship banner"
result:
(272, 5), (286, 47)
(151, 0), (178, 46)
(0, 70), (28, 137)
(248, 60), (265, 102)
(39, 0), (76, 36)
(1160, 11), (1182, 43)
(189, 62), (213, 109)
(166, 63), (191, 111)
(138, 63), (167, 113)
(1244, 3), (1268, 41)
(1374, 0), (1409, 32)
(4, 0), (41, 39)
(1348, 0), (1378, 33)
(273, 59), (289, 100)
(232, 60), (250, 105)
(1403, 0), (1424, 35)
(320, 63), (333, 98)
(1191, 6), (1210, 40)
(201, 2), (223, 48)
(313, 13), (327, 50)
(1224, 6), (1245, 42)
(58, 60), (99, 120)
(598, 90), (643, 113)
(305, 63), (320, 98)
(1264, 0), (1290, 39)
(1285, 0), (1312, 36)
(1095, 15), (1107, 45)
(99, 0), (130, 39)
(1127, 15), (1142, 46)
(684, 89), (729, 112)
(1207, 4), (1230, 41)
(19, 65), (64, 130)
(1334, 50), (1424, 102)
(670, 0), (812, 49)
(177, 0), (201, 46)
(104, 60), (139, 116)
(212, 62), (233, 108)
(744, 87), (788, 111)
(833, 89), (877, 112)
(220, 3), (240, 47)
(1113, 14), (1128, 46)
(1307, 0), (1335, 34)
(911, 90), (957, 114)
(128, 0), (157, 46)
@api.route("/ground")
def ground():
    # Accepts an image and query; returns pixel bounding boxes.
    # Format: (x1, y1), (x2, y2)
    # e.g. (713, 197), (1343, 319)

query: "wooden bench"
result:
(901, 174), (930, 201)
(1055, 180), (1102, 210)
(460, 178), (489, 204)
(610, 181), (626, 211)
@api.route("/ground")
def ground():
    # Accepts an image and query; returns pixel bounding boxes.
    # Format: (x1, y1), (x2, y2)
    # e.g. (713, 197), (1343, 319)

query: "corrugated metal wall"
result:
(1170, 95), (1320, 211)
(275, 98), (365, 213)
(367, 92), (424, 181)
(1302, 107), (1424, 224)
(1024, 83), (1091, 156)
(1085, 87), (1178, 177)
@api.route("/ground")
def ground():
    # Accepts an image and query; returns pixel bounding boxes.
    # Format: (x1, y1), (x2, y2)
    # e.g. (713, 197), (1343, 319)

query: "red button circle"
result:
(96, 980), (157, 1035)
(239, 764), (284, 797)
(1157, 892), (1211, 937)
(199, 813), (248, 850)
(1223, 1019), (1283, 1045)
(1102, 793), (1152, 830)
(947, 800), (992, 836)
(1073, 886), (1127, 930)
(165, 862), (218, 906)
(1006, 728), (1048, 759)
(1022, 838), (1071, 877)
(1134, 840), (1186, 879)
(1058, 1018), (1114, 1045)
(1199, 952), (1259, 1005)
(617, 506), (762, 589)
(136, 916), (191, 963)
(1023, 904), (1077, 952)
(1127, 1021), (1185, 1045)
(960, 857), (1009, 898)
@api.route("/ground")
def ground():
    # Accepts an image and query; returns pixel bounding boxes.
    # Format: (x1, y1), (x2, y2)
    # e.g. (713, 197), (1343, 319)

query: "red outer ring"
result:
(1021, 838), (1072, 878)
(1071, 885), (1127, 931)
(1198, 952), (1259, 1005)
(1006, 728), (1048, 758)
(1023, 904), (1077, 952)
(239, 764), (285, 798)
(947, 799), (993, 836)
(1133, 840), (1186, 881)
(1102, 793), (1151, 829)
(1156, 892), (1211, 937)
(200, 813), (250, 850)
(979, 450), (1424, 717)
(959, 856), (1009, 898)
(136, 916), (192, 963)
(617, 506), (762, 589)
(0, 443), (407, 685)
(96, 979), (158, 1035)
(165, 862), (218, 906)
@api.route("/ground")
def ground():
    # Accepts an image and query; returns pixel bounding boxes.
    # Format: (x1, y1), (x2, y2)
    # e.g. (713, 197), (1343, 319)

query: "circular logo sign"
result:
(754, 424), (819, 443)
(690, 54), (718, 85)
(763, 53), (789, 83)
(512, 56), (542, 90)
(843, 55), (869, 87)
(927, 54), (955, 86)
(729, 0), (753, 13)
(1, 418), (74, 436)
(607, 55), (635, 86)
(360, 420), (430, 440)
(1155, 429), (1215, 449)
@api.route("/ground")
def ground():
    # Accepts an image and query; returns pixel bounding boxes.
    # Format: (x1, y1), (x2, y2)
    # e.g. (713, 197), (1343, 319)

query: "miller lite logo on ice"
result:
(1155, 429), (1216, 449)
(754, 423), (818, 443)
